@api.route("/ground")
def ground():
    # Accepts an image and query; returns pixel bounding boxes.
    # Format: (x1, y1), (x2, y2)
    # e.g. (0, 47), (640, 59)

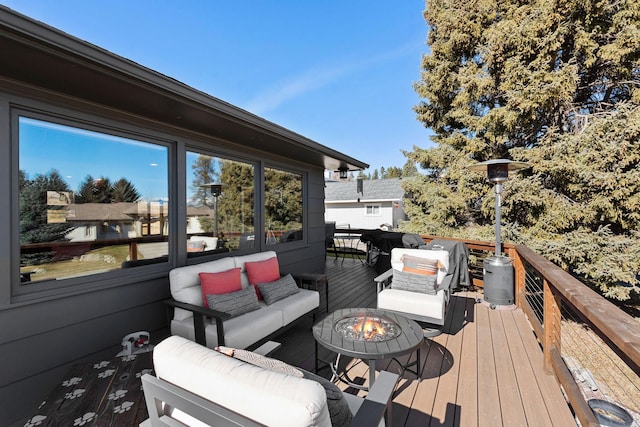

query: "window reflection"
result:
(18, 116), (169, 283)
(186, 152), (255, 254)
(264, 167), (303, 245)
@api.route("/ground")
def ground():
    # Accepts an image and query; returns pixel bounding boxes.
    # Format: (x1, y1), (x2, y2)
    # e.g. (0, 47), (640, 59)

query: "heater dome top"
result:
(467, 159), (529, 183)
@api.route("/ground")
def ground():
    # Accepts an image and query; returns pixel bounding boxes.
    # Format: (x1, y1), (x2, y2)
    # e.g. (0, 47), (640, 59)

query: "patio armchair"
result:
(374, 248), (452, 330)
(141, 335), (399, 427)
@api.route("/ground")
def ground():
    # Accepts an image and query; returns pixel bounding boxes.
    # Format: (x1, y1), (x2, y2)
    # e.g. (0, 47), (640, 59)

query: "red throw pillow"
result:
(245, 257), (280, 300)
(199, 268), (242, 308)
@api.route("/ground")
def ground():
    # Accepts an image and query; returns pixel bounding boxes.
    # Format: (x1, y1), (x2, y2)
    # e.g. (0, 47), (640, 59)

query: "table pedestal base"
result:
(321, 347), (421, 391)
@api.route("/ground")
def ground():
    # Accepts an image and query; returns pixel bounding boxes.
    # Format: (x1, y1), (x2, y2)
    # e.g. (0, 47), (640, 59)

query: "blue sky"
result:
(7, 1), (434, 191)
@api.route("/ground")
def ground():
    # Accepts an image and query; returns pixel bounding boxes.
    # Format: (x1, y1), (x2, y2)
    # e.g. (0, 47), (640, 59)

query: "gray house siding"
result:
(0, 7), (364, 425)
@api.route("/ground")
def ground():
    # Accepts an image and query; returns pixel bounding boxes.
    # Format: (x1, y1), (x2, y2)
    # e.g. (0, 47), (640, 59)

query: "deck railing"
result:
(417, 235), (639, 427)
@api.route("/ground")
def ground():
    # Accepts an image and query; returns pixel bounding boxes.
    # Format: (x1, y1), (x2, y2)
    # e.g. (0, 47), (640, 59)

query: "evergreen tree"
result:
(264, 168), (302, 231)
(401, 159), (419, 177)
(190, 155), (217, 207)
(386, 166), (402, 178)
(76, 175), (112, 203)
(111, 178), (141, 202)
(215, 160), (255, 234)
(406, 0), (640, 299)
(19, 170), (73, 265)
(76, 175), (139, 203)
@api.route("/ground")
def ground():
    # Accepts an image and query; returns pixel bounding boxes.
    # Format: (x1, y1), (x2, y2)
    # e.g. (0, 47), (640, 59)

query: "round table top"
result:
(313, 308), (424, 360)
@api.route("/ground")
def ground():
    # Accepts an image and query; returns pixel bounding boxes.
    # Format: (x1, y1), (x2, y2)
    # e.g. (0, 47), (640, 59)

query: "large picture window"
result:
(18, 116), (169, 284)
(186, 151), (255, 254)
(264, 167), (303, 245)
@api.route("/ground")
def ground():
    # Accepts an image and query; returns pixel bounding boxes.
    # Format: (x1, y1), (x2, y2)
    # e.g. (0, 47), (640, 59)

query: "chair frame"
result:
(334, 224), (365, 264)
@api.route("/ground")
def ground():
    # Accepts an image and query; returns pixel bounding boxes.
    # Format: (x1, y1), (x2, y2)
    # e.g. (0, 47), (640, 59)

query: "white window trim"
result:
(365, 203), (381, 216)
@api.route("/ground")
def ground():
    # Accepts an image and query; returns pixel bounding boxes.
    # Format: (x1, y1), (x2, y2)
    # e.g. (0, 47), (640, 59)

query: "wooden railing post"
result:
(509, 247), (525, 309)
(129, 241), (138, 261)
(543, 279), (561, 373)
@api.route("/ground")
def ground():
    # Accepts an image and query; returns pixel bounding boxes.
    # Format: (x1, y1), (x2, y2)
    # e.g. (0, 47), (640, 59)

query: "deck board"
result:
(491, 309), (528, 426)
(456, 294), (479, 427)
(511, 308), (577, 426)
(271, 259), (577, 426)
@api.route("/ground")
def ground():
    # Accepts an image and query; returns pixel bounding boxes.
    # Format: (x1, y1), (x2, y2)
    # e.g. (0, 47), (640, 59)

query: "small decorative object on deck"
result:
(467, 159), (529, 307)
(116, 331), (153, 357)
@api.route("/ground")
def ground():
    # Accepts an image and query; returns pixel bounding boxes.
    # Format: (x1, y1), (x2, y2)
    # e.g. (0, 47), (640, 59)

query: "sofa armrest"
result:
(164, 299), (232, 347)
(350, 370), (399, 427)
(374, 269), (393, 293)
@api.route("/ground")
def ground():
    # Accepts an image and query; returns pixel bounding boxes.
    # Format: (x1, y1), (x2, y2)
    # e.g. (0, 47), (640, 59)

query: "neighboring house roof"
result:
(186, 206), (213, 217)
(325, 178), (406, 203)
(64, 202), (211, 222)
(65, 203), (140, 222)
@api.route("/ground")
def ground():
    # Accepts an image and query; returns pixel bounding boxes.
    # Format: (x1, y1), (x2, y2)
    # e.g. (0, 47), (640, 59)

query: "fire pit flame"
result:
(334, 311), (401, 342)
(354, 317), (386, 340)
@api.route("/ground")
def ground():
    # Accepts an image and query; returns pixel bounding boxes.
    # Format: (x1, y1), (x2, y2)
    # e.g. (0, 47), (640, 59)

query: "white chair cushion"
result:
(153, 336), (332, 427)
(378, 288), (447, 325)
(390, 248), (450, 285)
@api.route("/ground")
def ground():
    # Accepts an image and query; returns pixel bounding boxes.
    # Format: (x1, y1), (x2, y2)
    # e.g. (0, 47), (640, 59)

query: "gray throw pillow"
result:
(256, 274), (300, 305)
(391, 269), (438, 294)
(299, 368), (352, 427)
(206, 286), (261, 318)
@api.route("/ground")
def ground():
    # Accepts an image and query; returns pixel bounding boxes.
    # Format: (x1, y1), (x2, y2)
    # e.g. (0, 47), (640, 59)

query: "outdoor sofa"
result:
(167, 250), (319, 350)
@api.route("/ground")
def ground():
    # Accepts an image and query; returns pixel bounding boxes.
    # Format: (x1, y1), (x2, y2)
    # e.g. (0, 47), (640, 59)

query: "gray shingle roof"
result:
(325, 178), (405, 202)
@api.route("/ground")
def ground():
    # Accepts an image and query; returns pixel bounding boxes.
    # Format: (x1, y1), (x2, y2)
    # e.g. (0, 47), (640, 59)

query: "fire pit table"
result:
(313, 308), (424, 390)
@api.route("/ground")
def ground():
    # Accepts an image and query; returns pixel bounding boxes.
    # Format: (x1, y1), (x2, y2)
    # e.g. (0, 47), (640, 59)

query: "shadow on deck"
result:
(272, 257), (576, 427)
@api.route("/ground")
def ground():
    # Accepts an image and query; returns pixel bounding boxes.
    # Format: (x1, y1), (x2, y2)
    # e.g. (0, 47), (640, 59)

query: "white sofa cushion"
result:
(171, 303), (283, 350)
(267, 288), (320, 325)
(153, 336), (332, 427)
(169, 257), (236, 320)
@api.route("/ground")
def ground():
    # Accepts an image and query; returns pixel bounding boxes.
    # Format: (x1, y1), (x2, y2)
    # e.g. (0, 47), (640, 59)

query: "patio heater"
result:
(201, 182), (223, 236)
(467, 159), (529, 307)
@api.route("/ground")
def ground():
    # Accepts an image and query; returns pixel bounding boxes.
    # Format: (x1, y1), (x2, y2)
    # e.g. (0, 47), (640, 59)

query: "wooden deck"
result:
(273, 257), (577, 426)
